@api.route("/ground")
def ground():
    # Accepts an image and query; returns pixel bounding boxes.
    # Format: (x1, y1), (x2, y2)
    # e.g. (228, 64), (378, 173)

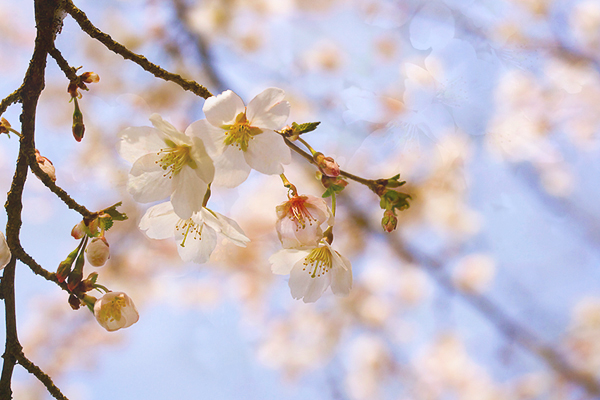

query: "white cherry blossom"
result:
(139, 201), (250, 264)
(275, 195), (333, 249)
(0, 231), (10, 270)
(269, 241), (352, 303)
(187, 88), (291, 187)
(118, 114), (215, 219)
(94, 292), (139, 332)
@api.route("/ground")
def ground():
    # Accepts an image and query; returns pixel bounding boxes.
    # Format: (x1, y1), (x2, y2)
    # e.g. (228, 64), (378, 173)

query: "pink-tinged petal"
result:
(139, 202), (180, 240)
(202, 209), (250, 247)
(129, 154), (172, 203)
(331, 254), (352, 296)
(269, 249), (308, 275)
(149, 114), (189, 145)
(289, 259), (330, 303)
(170, 167), (209, 219)
(247, 88), (289, 129)
(94, 292), (139, 332)
(244, 130), (291, 175)
(175, 223), (217, 264)
(276, 216), (321, 249)
(118, 126), (166, 163)
(186, 119), (227, 158)
(212, 147), (251, 187)
(0, 232), (11, 270)
(204, 90), (246, 128)
(190, 136), (215, 183)
(305, 195), (333, 225)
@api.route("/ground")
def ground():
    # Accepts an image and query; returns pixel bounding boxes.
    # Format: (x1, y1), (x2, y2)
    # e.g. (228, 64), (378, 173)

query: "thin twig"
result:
(0, 89), (22, 119)
(16, 351), (69, 400)
(48, 46), (78, 82)
(28, 155), (93, 218)
(62, 0), (213, 99)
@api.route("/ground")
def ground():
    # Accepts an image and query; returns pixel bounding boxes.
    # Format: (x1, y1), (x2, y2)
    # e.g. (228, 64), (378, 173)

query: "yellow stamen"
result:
(222, 112), (262, 152)
(155, 141), (196, 178)
(302, 246), (333, 278)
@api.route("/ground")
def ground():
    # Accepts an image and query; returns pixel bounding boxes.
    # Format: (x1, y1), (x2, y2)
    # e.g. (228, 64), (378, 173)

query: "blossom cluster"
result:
(120, 88), (352, 302)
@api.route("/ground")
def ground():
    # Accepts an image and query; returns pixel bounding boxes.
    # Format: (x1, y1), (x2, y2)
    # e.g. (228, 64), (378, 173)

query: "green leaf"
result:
(104, 202), (128, 221)
(294, 121), (320, 134)
(322, 187), (334, 198)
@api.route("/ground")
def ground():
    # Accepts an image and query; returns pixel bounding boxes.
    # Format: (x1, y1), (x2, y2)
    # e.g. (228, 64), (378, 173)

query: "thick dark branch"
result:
(0, 89), (22, 119)
(63, 0), (213, 99)
(16, 351), (69, 400)
(2, 0), (68, 398)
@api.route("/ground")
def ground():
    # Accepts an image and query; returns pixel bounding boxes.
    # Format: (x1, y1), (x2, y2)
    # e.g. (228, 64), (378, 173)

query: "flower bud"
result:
(56, 260), (72, 283)
(314, 153), (340, 177)
(0, 118), (11, 135)
(86, 237), (110, 267)
(80, 71), (100, 83)
(71, 221), (85, 239)
(68, 294), (81, 310)
(0, 231), (11, 270)
(94, 292), (139, 332)
(321, 174), (348, 190)
(35, 149), (56, 182)
(72, 97), (85, 142)
(381, 209), (397, 233)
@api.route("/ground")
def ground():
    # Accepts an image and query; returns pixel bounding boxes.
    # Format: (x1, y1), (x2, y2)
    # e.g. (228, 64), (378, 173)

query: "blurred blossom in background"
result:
(1, 0), (600, 399)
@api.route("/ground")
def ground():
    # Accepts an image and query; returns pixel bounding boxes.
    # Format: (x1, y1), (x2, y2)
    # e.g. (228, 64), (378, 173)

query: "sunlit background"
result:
(1, 0), (600, 399)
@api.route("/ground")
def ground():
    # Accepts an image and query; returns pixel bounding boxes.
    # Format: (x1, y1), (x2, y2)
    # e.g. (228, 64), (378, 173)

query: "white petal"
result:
(190, 136), (215, 183)
(212, 147), (251, 187)
(0, 232), (10, 270)
(203, 209), (250, 247)
(118, 126), (165, 163)
(128, 154), (172, 203)
(170, 167), (209, 219)
(305, 196), (333, 225)
(276, 216), (321, 249)
(289, 259), (330, 303)
(139, 202), (179, 240)
(185, 119), (227, 158)
(175, 223), (218, 264)
(247, 88), (290, 129)
(244, 130), (291, 175)
(149, 114), (190, 145)
(203, 90), (246, 127)
(331, 256), (353, 296)
(269, 249), (308, 275)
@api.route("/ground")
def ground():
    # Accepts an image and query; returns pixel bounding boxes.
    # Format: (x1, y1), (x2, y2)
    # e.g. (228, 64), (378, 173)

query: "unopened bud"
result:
(72, 98), (84, 142)
(80, 71), (100, 83)
(86, 237), (110, 267)
(71, 221), (85, 239)
(68, 294), (81, 310)
(314, 153), (340, 177)
(0, 118), (11, 134)
(56, 260), (72, 283)
(381, 209), (397, 233)
(34, 149), (56, 182)
(79, 272), (99, 292)
(321, 174), (348, 190)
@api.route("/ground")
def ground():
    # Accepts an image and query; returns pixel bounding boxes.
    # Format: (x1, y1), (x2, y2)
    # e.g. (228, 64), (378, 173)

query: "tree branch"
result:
(15, 351), (69, 400)
(62, 0), (213, 99)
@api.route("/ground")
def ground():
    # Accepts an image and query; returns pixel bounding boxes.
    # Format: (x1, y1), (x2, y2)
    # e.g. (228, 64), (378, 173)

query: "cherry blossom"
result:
(187, 88), (291, 187)
(86, 237), (110, 267)
(275, 195), (333, 249)
(94, 292), (139, 332)
(269, 241), (352, 303)
(0, 232), (10, 270)
(118, 114), (215, 219)
(139, 201), (250, 264)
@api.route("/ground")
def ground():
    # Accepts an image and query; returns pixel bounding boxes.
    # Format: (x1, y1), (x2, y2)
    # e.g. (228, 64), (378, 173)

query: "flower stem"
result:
(279, 173), (297, 196)
(296, 137), (318, 156)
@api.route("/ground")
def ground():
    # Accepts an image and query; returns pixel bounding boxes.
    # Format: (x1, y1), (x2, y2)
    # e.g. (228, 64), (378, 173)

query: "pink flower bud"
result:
(35, 150), (56, 182)
(56, 260), (72, 283)
(80, 71), (100, 84)
(94, 292), (139, 332)
(381, 210), (398, 233)
(86, 237), (110, 267)
(71, 221), (85, 239)
(314, 153), (340, 177)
